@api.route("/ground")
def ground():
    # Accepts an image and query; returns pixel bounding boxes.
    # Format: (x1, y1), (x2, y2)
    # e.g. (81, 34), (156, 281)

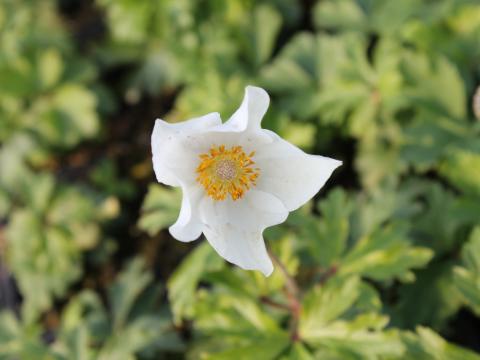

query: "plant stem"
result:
(319, 264), (338, 285)
(269, 250), (301, 342)
(259, 296), (290, 311)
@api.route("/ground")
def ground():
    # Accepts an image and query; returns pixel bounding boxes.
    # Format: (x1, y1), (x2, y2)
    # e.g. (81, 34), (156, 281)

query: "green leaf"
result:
(5, 173), (103, 322)
(461, 227), (480, 275)
(339, 223), (433, 282)
(401, 116), (464, 170)
(167, 242), (223, 323)
(131, 49), (179, 95)
(410, 182), (466, 255)
(6, 209), (82, 323)
(55, 262), (181, 359)
(24, 172), (56, 213)
(204, 334), (288, 360)
(138, 184), (182, 236)
(313, 0), (367, 32)
(283, 343), (314, 360)
(55, 326), (92, 360)
(97, 315), (181, 360)
(314, 189), (352, 266)
(454, 267), (480, 316)
(300, 276), (361, 336)
(250, 5), (282, 67)
(314, 0), (428, 37)
(261, 33), (362, 122)
(37, 49), (63, 89)
(0, 311), (53, 359)
(189, 279), (288, 358)
(402, 327), (480, 360)
(315, 36), (404, 138)
(439, 148), (480, 196)
(109, 258), (152, 330)
(300, 275), (404, 359)
(311, 329), (403, 359)
(392, 261), (463, 330)
(60, 290), (109, 340)
(288, 188), (352, 267)
(355, 133), (407, 190)
(37, 84), (100, 147)
(97, 0), (156, 43)
(401, 52), (466, 119)
(0, 61), (34, 97)
(261, 32), (316, 93)
(453, 227), (480, 316)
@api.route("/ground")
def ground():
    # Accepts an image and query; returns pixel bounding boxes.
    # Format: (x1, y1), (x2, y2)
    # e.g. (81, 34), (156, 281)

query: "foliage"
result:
(454, 227), (480, 316)
(0, 258), (180, 359)
(1, 0), (480, 359)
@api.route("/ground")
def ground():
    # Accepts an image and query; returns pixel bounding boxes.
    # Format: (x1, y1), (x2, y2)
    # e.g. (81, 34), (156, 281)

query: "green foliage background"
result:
(1, 0), (480, 359)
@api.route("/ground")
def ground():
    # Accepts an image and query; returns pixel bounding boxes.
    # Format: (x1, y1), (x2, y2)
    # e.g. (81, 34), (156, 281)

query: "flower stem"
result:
(319, 264), (338, 285)
(259, 296), (290, 311)
(268, 250), (301, 342)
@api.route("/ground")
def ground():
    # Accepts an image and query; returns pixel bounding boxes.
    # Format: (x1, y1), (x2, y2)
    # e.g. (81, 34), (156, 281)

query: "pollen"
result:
(196, 145), (260, 201)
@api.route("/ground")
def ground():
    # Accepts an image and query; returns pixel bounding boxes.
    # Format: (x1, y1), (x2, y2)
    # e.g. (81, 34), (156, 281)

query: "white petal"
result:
(151, 113), (222, 186)
(169, 184), (204, 242)
(213, 86), (271, 138)
(199, 190), (288, 276)
(158, 112), (222, 133)
(255, 133), (342, 211)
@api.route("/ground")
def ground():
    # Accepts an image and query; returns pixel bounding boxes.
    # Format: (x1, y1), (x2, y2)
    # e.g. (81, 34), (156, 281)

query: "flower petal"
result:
(151, 113), (222, 186)
(214, 86), (270, 135)
(255, 132), (342, 211)
(199, 190), (288, 276)
(169, 184), (204, 242)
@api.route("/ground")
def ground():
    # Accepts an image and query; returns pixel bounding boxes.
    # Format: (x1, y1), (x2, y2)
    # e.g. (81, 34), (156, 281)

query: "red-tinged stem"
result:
(268, 250), (301, 342)
(319, 264), (338, 285)
(259, 296), (290, 311)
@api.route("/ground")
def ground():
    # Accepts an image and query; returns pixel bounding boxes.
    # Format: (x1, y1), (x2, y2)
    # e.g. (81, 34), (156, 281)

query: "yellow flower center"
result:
(196, 145), (259, 201)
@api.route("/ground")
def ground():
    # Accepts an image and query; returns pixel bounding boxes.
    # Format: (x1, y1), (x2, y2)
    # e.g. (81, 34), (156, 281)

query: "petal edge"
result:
(255, 136), (342, 211)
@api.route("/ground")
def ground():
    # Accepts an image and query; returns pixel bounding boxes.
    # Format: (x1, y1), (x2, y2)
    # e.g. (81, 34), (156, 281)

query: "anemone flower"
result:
(152, 86), (341, 276)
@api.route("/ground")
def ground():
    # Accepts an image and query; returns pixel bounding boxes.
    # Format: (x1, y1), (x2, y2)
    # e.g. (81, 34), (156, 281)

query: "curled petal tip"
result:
(262, 266), (274, 277)
(245, 85), (270, 103)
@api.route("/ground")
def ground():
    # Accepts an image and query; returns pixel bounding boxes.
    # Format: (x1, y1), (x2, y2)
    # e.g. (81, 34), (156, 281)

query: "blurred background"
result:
(1, 0), (480, 359)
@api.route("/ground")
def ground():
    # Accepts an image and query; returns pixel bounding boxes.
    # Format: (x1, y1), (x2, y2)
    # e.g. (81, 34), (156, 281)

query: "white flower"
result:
(151, 86), (341, 276)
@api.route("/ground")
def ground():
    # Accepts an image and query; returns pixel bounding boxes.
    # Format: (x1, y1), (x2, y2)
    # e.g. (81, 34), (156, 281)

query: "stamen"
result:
(196, 145), (259, 201)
